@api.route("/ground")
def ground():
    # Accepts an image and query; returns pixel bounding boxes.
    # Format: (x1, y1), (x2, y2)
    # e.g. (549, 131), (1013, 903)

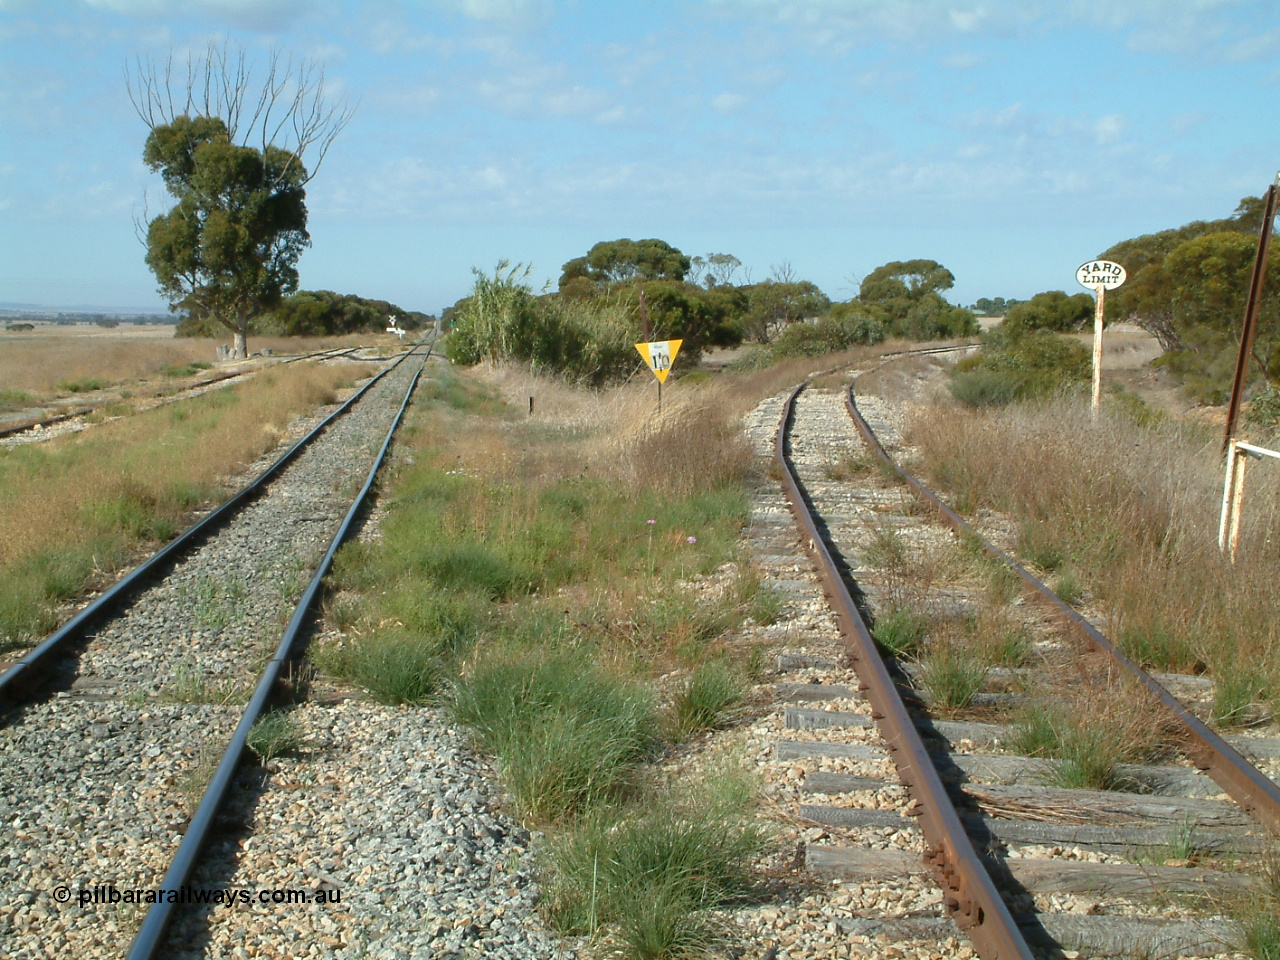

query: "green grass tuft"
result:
(451, 652), (654, 823)
(916, 641), (987, 711)
(669, 661), (747, 739)
(247, 710), (301, 763)
(543, 775), (765, 956)
(872, 607), (930, 658)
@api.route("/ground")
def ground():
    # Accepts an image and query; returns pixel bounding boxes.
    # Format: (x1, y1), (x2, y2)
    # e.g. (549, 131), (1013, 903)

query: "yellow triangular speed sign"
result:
(634, 339), (682, 384)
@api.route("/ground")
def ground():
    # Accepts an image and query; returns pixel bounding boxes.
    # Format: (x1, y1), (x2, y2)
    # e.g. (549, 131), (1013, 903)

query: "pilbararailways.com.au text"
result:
(59, 884), (341, 908)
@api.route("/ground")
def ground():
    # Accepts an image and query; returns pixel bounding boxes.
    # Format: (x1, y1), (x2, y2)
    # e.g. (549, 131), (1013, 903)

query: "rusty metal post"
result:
(1222, 176), (1280, 455)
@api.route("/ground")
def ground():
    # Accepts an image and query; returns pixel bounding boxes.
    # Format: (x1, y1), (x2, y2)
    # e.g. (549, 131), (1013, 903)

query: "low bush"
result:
(949, 328), (1090, 408)
(768, 310), (887, 358)
(669, 661), (748, 738)
(543, 776), (765, 954)
(445, 263), (638, 385)
(451, 652), (655, 823)
(0, 388), (33, 410)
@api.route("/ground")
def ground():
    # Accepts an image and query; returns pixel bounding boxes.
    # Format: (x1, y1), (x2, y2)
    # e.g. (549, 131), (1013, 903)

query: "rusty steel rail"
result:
(776, 380), (1035, 960)
(843, 380), (1280, 832)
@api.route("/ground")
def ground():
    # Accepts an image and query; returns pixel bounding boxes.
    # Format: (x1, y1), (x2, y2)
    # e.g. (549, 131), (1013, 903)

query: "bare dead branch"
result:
(126, 38), (352, 183)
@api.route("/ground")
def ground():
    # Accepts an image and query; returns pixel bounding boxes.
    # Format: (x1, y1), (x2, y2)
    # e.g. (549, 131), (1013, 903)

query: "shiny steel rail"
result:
(124, 347), (428, 960)
(0, 342), (427, 709)
(843, 375), (1280, 832)
(0, 344), (379, 440)
(776, 377), (1036, 960)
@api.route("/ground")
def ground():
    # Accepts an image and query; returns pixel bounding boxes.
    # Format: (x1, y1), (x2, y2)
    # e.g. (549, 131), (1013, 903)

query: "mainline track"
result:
(0, 342), (431, 959)
(126, 345), (427, 960)
(0, 343), (422, 704)
(773, 349), (1279, 959)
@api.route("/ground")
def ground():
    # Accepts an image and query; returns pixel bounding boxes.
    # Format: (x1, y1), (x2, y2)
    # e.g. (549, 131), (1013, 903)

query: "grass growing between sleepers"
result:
(316, 361), (778, 958)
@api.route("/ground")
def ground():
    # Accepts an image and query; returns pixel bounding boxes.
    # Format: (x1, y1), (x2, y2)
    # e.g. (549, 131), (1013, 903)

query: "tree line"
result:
(444, 239), (978, 381)
(967, 196), (1278, 405)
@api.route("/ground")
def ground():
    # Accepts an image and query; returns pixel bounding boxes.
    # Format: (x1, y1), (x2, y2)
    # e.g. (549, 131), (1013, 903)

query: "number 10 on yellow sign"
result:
(635, 339), (682, 412)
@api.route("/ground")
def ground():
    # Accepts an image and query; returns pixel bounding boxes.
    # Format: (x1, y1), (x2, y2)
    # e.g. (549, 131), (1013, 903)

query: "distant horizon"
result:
(0, 302), (172, 317)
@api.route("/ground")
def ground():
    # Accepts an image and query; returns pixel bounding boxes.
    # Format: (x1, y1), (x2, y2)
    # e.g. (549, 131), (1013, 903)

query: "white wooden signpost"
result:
(1076, 260), (1127, 418)
(634, 338), (682, 412)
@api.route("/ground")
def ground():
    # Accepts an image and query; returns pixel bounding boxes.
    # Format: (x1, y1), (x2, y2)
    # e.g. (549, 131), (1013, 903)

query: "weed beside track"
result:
(313, 360), (836, 957)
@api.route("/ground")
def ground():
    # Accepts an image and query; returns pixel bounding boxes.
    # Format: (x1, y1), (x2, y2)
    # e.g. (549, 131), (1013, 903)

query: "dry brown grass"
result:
(0, 362), (362, 644)
(909, 396), (1280, 719)
(0, 324), (383, 400)
(1, 333), (214, 397)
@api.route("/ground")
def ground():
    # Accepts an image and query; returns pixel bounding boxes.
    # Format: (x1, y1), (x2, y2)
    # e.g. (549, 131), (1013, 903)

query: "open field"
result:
(0, 322), (390, 411)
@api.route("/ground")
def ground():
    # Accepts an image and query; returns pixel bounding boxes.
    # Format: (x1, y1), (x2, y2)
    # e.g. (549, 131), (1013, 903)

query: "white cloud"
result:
(711, 92), (746, 112)
(713, 0), (1279, 63)
(425, 0), (553, 26)
(82, 0), (317, 30)
(710, 0), (1046, 45)
(1170, 110), (1211, 135)
(941, 51), (981, 69)
(958, 101), (1026, 133)
(544, 85), (611, 117)
(1094, 113), (1127, 146)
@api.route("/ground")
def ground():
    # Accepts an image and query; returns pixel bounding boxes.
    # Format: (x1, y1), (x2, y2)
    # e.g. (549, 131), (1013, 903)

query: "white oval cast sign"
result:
(1076, 260), (1127, 290)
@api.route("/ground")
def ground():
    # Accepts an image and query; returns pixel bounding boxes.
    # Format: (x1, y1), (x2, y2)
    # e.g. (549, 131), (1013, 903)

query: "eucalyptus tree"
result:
(129, 43), (352, 358)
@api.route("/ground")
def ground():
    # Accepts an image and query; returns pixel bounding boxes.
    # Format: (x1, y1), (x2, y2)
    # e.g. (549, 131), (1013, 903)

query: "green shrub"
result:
(1001, 290), (1095, 334)
(1246, 384), (1280, 431)
(446, 262), (639, 385)
(543, 776), (765, 954)
(451, 652), (654, 822)
(58, 377), (106, 394)
(949, 329), (1090, 408)
(669, 661), (747, 738)
(769, 310), (886, 358)
(872, 607), (930, 658)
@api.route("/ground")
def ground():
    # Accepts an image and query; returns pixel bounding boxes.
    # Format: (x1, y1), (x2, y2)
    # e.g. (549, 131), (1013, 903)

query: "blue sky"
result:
(2, 0), (1278, 316)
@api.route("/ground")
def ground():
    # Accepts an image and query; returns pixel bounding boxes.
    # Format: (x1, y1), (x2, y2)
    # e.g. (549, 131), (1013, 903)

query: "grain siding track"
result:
(0, 345), (385, 448)
(744, 352), (1276, 960)
(0, 349), (429, 959)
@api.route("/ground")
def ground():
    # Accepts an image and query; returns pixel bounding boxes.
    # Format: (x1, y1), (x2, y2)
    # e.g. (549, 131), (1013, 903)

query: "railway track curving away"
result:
(761, 347), (1279, 959)
(0, 344), (432, 958)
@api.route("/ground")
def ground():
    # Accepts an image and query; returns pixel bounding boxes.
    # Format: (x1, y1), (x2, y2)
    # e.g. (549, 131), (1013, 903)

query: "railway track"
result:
(0, 343), (433, 958)
(755, 347), (1280, 959)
